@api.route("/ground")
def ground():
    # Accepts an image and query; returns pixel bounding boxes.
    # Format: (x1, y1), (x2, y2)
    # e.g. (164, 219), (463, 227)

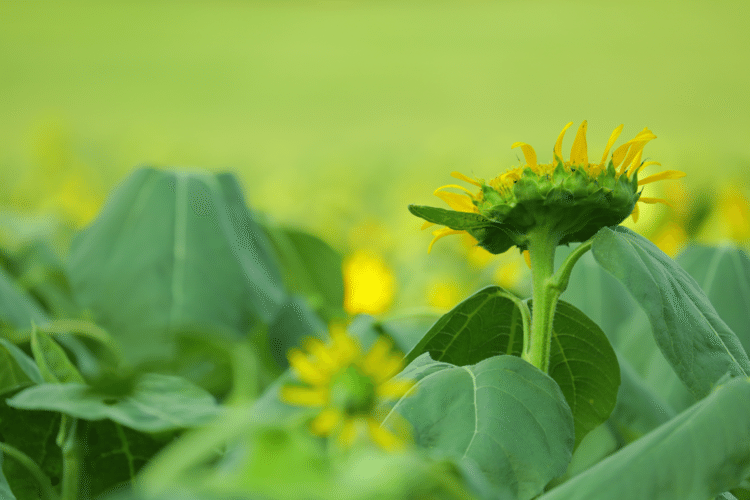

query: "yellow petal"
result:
(421, 220), (435, 230)
(361, 336), (393, 377)
(631, 203), (640, 223)
(376, 379), (415, 399)
(288, 349), (328, 385)
(372, 353), (406, 384)
(523, 249), (531, 269)
(600, 124), (624, 165)
(612, 129), (657, 173)
(428, 228), (464, 253)
(280, 386), (328, 407)
(433, 191), (477, 213)
(621, 139), (654, 176)
(337, 418), (359, 448)
(310, 408), (341, 436)
(625, 149), (645, 177)
(303, 337), (338, 373)
(434, 184), (476, 197)
(511, 142), (537, 167)
(570, 121), (588, 166)
(451, 171), (482, 187)
(639, 197), (674, 208)
(638, 170), (687, 186)
(553, 122), (574, 162)
(367, 418), (405, 451)
(633, 160), (661, 177)
(329, 325), (361, 365)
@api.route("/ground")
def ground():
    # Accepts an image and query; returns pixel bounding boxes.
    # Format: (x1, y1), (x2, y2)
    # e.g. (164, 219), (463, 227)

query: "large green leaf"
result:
(591, 226), (750, 398)
(264, 225), (345, 322)
(405, 286), (619, 449)
(0, 400), (62, 500)
(677, 244), (750, 355)
(538, 376), (750, 500)
(7, 373), (219, 433)
(540, 301), (620, 448)
(0, 338), (42, 395)
(81, 419), (174, 498)
(67, 168), (286, 365)
(383, 353), (574, 500)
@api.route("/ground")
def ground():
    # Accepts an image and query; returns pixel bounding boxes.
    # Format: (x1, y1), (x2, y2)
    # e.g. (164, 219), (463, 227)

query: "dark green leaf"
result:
(541, 300), (620, 448)
(592, 226), (750, 398)
(81, 419), (174, 498)
(0, 338), (43, 395)
(538, 377), (750, 500)
(384, 353), (574, 500)
(67, 168), (286, 365)
(677, 244), (750, 356)
(405, 286), (620, 449)
(405, 286), (524, 365)
(407, 205), (490, 230)
(264, 226), (345, 322)
(7, 373), (219, 432)
(0, 400), (62, 500)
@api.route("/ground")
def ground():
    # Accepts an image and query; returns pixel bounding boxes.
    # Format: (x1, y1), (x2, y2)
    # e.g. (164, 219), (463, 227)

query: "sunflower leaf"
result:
(384, 353), (574, 500)
(591, 226), (750, 399)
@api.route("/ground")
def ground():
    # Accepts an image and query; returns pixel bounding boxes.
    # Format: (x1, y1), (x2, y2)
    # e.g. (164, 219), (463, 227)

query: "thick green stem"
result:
(522, 225), (560, 372)
(57, 416), (80, 500)
(522, 236), (594, 372)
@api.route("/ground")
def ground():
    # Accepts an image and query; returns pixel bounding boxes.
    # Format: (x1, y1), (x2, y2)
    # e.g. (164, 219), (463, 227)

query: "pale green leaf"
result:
(7, 373), (219, 433)
(592, 226), (750, 398)
(67, 168), (286, 365)
(384, 353), (574, 500)
(538, 377), (750, 500)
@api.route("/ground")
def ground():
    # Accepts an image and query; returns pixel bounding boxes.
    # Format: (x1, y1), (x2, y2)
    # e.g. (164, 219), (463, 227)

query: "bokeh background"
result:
(2, 1), (749, 317)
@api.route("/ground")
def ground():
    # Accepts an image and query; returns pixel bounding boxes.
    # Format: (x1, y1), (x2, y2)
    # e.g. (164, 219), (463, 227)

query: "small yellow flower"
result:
(343, 250), (396, 315)
(410, 121), (687, 254)
(280, 325), (414, 451)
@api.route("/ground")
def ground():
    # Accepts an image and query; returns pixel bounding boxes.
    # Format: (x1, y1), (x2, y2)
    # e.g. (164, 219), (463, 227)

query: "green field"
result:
(2, 0), (749, 310)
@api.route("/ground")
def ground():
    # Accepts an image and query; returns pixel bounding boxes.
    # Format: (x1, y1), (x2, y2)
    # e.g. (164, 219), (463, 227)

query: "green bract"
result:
(410, 159), (640, 254)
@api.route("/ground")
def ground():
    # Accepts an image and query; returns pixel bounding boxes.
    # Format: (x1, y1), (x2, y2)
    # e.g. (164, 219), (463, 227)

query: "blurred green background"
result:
(1, 0), (749, 316)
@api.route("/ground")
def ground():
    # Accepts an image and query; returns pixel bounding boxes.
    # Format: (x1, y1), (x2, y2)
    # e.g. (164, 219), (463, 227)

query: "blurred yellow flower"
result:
(343, 250), (395, 315)
(280, 326), (414, 451)
(718, 186), (750, 242)
(426, 280), (461, 310)
(493, 256), (525, 291)
(651, 222), (688, 257)
(50, 174), (103, 228)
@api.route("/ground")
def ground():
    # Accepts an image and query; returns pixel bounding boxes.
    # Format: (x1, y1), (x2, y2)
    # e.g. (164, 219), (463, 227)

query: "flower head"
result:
(409, 121), (686, 254)
(280, 325), (414, 451)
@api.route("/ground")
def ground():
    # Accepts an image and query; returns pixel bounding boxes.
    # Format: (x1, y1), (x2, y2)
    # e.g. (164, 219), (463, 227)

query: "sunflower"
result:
(280, 325), (414, 451)
(410, 121), (686, 254)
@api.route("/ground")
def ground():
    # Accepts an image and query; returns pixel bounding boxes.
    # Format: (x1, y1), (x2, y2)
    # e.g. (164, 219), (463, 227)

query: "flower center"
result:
(329, 364), (376, 415)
